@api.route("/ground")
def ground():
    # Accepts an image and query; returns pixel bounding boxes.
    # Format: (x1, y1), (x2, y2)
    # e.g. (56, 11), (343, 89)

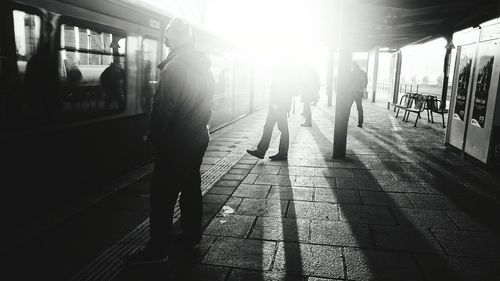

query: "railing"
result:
(375, 82), (452, 102)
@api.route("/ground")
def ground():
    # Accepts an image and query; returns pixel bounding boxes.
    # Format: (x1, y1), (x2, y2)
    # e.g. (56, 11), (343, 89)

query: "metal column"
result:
(333, 0), (353, 159)
(441, 36), (454, 110)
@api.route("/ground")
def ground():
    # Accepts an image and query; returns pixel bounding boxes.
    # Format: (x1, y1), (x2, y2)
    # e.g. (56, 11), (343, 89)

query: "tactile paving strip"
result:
(70, 134), (257, 281)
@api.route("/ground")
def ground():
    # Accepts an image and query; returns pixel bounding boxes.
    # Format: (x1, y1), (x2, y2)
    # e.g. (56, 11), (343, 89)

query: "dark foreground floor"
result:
(5, 98), (500, 281)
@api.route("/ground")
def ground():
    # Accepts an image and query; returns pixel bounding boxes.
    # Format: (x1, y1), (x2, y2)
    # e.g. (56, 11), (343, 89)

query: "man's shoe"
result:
(357, 124), (363, 128)
(301, 123), (312, 127)
(269, 154), (287, 161)
(247, 149), (265, 159)
(123, 245), (168, 265)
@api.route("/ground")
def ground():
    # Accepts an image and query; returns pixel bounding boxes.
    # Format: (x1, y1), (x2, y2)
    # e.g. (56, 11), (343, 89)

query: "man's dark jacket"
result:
(149, 44), (214, 148)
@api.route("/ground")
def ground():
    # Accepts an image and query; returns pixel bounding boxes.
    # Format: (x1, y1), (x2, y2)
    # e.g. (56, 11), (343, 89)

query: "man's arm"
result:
(148, 65), (184, 144)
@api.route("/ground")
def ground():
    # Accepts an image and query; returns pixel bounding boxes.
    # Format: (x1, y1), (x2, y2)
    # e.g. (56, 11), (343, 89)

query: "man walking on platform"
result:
(124, 18), (214, 265)
(300, 64), (320, 127)
(247, 63), (299, 161)
(349, 62), (367, 128)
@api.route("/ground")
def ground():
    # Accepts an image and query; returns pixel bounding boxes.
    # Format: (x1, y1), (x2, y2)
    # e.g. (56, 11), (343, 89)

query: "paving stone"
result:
(267, 186), (314, 201)
(242, 173), (258, 184)
(431, 229), (500, 258)
(372, 225), (444, 254)
(280, 167), (335, 177)
(346, 154), (381, 162)
(287, 201), (338, 220)
(208, 186), (237, 195)
(354, 177), (381, 190)
(225, 197), (243, 210)
(406, 193), (457, 210)
(250, 165), (281, 175)
(236, 198), (287, 217)
(205, 214), (256, 237)
(222, 173), (247, 181)
(273, 242), (344, 279)
(299, 158), (333, 168)
(307, 278), (334, 281)
(234, 164), (256, 170)
(310, 220), (373, 247)
(377, 180), (426, 193)
(314, 189), (362, 204)
(367, 162), (406, 171)
(332, 168), (355, 178)
(345, 248), (423, 281)
(354, 169), (394, 181)
(227, 269), (303, 281)
(392, 208), (457, 229)
(229, 169), (251, 175)
(216, 180), (242, 187)
(445, 210), (490, 232)
(249, 216), (310, 242)
(203, 237), (276, 270)
(390, 171), (429, 182)
(180, 264), (230, 281)
(339, 205), (396, 225)
(255, 175), (294, 186)
(238, 159), (258, 165)
(335, 178), (358, 189)
(233, 184), (271, 198)
(359, 191), (413, 207)
(333, 161), (369, 169)
(204, 194), (231, 204)
(294, 176), (336, 188)
(415, 254), (500, 281)
(203, 157), (221, 165)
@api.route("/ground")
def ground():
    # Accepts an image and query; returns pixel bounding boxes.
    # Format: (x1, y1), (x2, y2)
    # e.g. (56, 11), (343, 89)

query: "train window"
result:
(140, 38), (158, 113)
(58, 23), (127, 118)
(12, 10), (41, 85)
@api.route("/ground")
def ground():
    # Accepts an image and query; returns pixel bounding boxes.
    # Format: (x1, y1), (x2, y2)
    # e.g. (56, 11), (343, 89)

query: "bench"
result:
(425, 95), (448, 128)
(402, 94), (427, 127)
(392, 92), (417, 118)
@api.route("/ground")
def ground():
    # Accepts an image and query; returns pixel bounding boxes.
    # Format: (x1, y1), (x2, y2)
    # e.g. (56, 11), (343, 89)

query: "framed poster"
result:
(471, 55), (494, 128)
(454, 49), (473, 121)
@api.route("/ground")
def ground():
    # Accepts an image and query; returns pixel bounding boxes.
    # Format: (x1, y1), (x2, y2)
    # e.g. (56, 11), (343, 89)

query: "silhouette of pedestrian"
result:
(124, 18), (214, 265)
(100, 55), (125, 111)
(247, 62), (299, 161)
(349, 62), (367, 128)
(300, 64), (320, 127)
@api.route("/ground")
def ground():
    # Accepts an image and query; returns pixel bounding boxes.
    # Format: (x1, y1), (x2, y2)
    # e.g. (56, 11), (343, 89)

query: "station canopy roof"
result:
(335, 0), (499, 50)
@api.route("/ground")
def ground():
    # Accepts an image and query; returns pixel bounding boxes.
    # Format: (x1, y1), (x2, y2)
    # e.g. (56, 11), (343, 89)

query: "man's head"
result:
(164, 18), (193, 51)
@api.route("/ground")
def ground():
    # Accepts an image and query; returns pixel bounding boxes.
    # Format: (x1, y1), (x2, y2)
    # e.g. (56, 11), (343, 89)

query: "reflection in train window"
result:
(209, 53), (234, 129)
(141, 38), (158, 113)
(58, 23), (126, 117)
(13, 10), (41, 85)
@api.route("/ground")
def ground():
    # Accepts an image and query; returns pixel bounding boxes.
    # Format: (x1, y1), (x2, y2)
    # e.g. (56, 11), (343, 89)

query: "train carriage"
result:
(0, 0), (267, 227)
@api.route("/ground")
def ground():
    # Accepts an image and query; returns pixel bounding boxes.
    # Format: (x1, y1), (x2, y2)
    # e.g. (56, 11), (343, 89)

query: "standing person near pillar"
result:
(349, 62), (367, 128)
(300, 64), (320, 127)
(247, 63), (299, 161)
(124, 18), (214, 265)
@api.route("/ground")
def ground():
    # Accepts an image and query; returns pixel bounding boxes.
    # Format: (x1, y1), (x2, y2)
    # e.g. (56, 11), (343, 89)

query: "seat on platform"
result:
(425, 95), (448, 128)
(402, 93), (427, 127)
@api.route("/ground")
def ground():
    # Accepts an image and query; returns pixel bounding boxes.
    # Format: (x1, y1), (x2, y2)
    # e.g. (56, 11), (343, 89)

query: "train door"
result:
(0, 4), (49, 128)
(140, 37), (159, 114)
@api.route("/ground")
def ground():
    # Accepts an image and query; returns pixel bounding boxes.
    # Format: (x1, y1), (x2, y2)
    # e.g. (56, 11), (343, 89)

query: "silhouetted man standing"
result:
(125, 18), (214, 265)
(247, 63), (299, 161)
(349, 62), (367, 128)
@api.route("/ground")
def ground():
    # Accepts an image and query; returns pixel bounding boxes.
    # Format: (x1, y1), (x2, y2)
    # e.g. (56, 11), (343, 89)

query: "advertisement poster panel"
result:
(454, 49), (473, 121)
(471, 54), (494, 128)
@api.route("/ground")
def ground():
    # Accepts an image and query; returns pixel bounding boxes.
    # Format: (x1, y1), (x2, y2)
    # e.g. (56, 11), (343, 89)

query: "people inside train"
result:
(349, 61), (367, 128)
(100, 55), (125, 111)
(300, 64), (320, 127)
(124, 17), (214, 265)
(247, 61), (300, 161)
(140, 60), (154, 114)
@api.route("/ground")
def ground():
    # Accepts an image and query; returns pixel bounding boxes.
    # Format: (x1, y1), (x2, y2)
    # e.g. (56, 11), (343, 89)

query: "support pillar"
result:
(441, 36), (454, 110)
(370, 47), (379, 103)
(333, 0), (353, 159)
(326, 48), (334, 106)
(392, 51), (403, 107)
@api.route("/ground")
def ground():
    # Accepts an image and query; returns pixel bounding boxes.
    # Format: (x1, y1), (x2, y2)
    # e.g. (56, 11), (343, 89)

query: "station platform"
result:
(5, 99), (500, 281)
